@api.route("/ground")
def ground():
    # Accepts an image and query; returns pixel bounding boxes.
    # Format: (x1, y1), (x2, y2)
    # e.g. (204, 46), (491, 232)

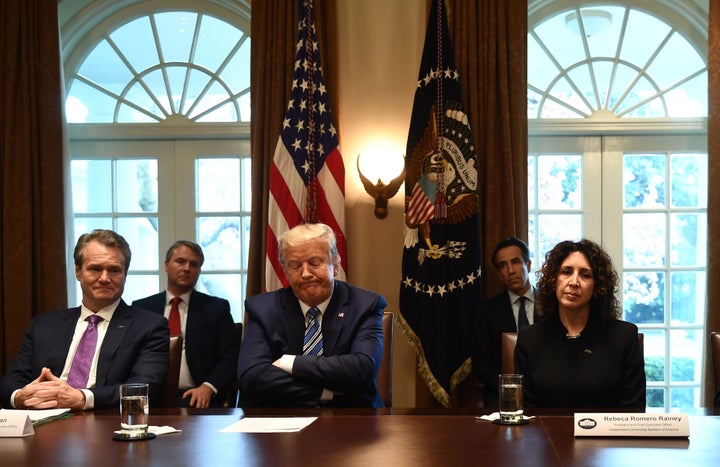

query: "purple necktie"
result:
(67, 314), (104, 388)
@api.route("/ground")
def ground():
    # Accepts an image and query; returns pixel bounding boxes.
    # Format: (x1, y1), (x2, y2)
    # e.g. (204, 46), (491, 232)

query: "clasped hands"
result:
(14, 367), (86, 411)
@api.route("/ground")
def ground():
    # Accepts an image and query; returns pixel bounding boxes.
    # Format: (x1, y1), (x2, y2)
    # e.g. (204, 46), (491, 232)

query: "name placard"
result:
(0, 411), (34, 437)
(574, 413), (689, 437)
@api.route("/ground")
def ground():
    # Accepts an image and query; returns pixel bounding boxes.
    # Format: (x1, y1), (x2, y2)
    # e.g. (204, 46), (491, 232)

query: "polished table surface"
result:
(2, 407), (719, 466)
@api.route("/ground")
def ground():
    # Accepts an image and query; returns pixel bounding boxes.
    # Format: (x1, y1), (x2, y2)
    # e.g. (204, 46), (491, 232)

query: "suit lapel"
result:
(280, 288), (305, 352)
(96, 300), (131, 384)
(321, 282), (349, 353)
(52, 308), (82, 375)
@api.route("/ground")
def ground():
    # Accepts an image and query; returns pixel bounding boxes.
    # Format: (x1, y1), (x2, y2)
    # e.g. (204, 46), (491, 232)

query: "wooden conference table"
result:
(2, 407), (719, 466)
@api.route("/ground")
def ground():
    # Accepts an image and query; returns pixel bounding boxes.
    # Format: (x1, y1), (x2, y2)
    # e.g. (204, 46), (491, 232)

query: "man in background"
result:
(0, 229), (169, 410)
(474, 237), (538, 407)
(134, 240), (239, 408)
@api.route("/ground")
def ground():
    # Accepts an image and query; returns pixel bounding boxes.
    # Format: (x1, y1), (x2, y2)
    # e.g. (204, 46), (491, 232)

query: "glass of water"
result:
(498, 374), (524, 424)
(119, 383), (149, 439)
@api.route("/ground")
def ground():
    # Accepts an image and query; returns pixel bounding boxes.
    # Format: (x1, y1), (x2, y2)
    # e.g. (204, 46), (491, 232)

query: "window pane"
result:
(155, 12), (198, 63)
(77, 39), (133, 96)
(109, 16), (159, 72)
(670, 387), (698, 409)
(619, 10), (671, 64)
(72, 160), (112, 212)
(198, 216), (241, 269)
(537, 214), (582, 257)
(623, 271), (665, 324)
(647, 32), (706, 90)
(195, 15), (242, 72)
(642, 330), (666, 382)
(242, 157), (252, 212)
(537, 155), (582, 209)
(670, 330), (702, 383)
(665, 74), (708, 117)
(671, 213), (707, 267)
(221, 39), (251, 97)
(670, 272), (705, 325)
(623, 154), (666, 208)
(73, 218), (113, 241)
(646, 388), (665, 408)
(623, 213), (666, 267)
(117, 218), (159, 271)
(197, 158), (240, 211)
(671, 154), (707, 208)
(116, 160), (158, 213)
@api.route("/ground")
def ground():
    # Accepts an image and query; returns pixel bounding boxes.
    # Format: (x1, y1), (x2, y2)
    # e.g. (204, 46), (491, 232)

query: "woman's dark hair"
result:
(535, 239), (620, 321)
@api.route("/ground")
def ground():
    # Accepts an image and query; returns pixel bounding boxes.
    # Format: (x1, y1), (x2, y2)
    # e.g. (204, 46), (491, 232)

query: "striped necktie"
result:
(303, 307), (323, 356)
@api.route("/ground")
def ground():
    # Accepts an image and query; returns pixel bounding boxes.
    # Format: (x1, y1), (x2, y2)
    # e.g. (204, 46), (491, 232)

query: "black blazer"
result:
(0, 301), (169, 409)
(515, 316), (646, 409)
(237, 281), (386, 408)
(133, 290), (239, 406)
(473, 290), (539, 406)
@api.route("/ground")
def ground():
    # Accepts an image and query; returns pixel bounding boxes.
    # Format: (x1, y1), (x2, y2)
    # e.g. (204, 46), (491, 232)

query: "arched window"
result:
(527, 1), (708, 409)
(60, 1), (251, 323)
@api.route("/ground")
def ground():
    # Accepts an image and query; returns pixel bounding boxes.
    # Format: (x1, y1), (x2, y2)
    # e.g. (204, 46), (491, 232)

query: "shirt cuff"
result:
(202, 382), (218, 395)
(82, 389), (94, 410)
(320, 388), (333, 401)
(275, 354), (296, 374)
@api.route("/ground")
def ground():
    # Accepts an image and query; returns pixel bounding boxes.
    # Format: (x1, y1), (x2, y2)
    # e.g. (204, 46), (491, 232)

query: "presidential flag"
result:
(398, 0), (483, 407)
(266, 0), (347, 291)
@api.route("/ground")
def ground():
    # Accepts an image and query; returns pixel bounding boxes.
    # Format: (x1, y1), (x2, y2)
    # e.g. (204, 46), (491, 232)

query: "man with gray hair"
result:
(238, 223), (387, 407)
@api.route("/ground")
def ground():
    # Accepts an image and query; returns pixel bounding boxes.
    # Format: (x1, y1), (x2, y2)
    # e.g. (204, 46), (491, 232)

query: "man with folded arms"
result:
(237, 223), (387, 407)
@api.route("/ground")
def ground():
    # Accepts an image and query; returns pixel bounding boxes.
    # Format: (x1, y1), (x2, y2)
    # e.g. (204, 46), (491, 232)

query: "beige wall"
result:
(337, 1), (426, 407)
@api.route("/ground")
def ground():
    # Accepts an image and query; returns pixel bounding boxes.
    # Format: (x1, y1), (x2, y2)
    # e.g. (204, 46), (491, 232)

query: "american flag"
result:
(266, 0), (347, 291)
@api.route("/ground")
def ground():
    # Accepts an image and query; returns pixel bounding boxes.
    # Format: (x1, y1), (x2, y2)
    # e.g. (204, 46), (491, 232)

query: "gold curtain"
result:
(448, 0), (528, 299)
(247, 0), (339, 298)
(0, 0), (68, 373)
(705, 0), (720, 407)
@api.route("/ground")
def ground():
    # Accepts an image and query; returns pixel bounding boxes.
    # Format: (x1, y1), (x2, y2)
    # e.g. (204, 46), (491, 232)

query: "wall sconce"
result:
(357, 154), (405, 219)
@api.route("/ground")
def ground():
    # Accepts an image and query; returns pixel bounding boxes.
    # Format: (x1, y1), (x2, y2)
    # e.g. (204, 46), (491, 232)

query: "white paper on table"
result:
(219, 417), (318, 433)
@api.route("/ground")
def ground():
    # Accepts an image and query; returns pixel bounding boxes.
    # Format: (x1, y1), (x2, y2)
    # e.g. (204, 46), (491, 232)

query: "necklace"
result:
(565, 332), (581, 339)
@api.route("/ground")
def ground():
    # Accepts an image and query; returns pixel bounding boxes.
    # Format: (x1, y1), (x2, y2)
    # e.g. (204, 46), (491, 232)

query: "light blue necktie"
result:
(303, 307), (323, 356)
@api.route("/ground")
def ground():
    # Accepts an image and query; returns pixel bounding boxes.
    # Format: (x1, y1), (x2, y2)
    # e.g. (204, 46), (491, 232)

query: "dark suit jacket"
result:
(0, 301), (169, 409)
(514, 316), (646, 409)
(133, 290), (239, 407)
(473, 290), (539, 406)
(237, 281), (386, 408)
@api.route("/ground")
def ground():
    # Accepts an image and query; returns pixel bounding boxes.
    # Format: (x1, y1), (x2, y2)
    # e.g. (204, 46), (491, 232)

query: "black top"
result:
(514, 315), (646, 409)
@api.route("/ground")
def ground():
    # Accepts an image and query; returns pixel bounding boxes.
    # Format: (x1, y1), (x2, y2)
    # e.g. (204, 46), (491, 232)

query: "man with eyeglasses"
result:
(237, 223), (387, 408)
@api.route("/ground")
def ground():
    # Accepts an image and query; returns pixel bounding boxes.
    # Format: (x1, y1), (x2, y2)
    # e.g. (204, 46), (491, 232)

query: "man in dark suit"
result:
(474, 237), (538, 407)
(0, 229), (169, 410)
(133, 240), (239, 408)
(237, 223), (387, 408)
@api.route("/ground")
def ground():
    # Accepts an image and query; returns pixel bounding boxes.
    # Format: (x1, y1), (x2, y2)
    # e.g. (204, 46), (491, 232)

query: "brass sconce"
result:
(357, 154), (405, 219)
